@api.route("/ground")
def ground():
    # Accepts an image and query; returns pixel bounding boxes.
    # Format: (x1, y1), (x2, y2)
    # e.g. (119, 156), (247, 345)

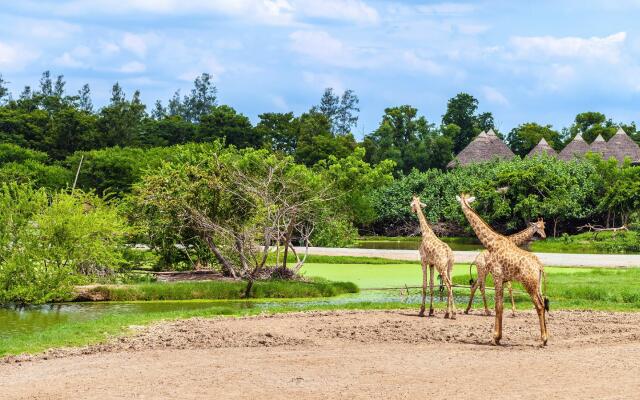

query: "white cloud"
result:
(178, 56), (225, 81)
(298, 0), (379, 24)
(302, 71), (344, 92)
(0, 41), (38, 69)
(289, 30), (359, 67)
(509, 32), (626, 63)
(417, 2), (476, 15)
(100, 42), (121, 55)
(482, 85), (509, 106)
(56, 0), (296, 26)
(122, 33), (152, 57)
(53, 46), (92, 68)
(13, 18), (81, 40)
(270, 95), (289, 110)
(54, 52), (85, 68)
(402, 51), (444, 75)
(119, 61), (146, 73)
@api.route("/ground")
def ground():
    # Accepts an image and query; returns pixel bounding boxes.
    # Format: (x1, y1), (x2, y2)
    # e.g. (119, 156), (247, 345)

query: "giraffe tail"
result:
(539, 267), (549, 312)
(468, 253), (482, 286)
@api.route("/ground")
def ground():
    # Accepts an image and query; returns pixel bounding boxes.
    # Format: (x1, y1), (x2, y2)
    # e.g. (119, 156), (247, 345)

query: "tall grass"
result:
(85, 279), (358, 301)
(453, 268), (640, 309)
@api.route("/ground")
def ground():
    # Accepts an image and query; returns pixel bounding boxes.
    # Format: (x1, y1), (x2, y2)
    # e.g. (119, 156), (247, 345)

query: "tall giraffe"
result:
(456, 194), (548, 346)
(466, 219), (546, 316)
(410, 196), (457, 319)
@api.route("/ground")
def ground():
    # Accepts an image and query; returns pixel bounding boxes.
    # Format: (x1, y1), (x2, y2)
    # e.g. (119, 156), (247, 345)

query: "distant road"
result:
(297, 247), (640, 268)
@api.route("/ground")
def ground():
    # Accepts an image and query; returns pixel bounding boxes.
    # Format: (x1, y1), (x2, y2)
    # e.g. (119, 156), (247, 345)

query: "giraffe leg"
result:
(492, 278), (504, 345)
(480, 277), (491, 316)
(428, 265), (435, 316)
(419, 259), (428, 317)
(447, 259), (457, 319)
(527, 285), (548, 346)
(443, 273), (456, 319)
(508, 282), (516, 317)
(465, 277), (479, 314)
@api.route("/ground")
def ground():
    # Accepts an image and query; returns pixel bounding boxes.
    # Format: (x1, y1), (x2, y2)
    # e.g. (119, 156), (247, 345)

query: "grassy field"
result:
(2, 256), (638, 357)
(83, 279), (358, 301)
(301, 262), (640, 311)
(357, 231), (640, 254)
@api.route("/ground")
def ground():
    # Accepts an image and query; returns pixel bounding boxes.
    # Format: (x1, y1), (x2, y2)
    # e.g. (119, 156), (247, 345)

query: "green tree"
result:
(365, 105), (451, 173)
(507, 123), (562, 156)
(0, 184), (129, 304)
(442, 93), (495, 152)
(197, 105), (259, 148)
(97, 84), (147, 148)
(0, 74), (8, 104)
(295, 111), (356, 166)
(568, 112), (617, 143)
(255, 112), (299, 154)
(312, 88), (360, 135)
(182, 73), (217, 122)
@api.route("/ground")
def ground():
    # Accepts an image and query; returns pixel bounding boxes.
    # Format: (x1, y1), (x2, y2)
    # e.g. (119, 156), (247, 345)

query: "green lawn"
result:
(302, 262), (640, 312)
(2, 259), (638, 358)
(300, 262), (589, 289)
(82, 279), (357, 301)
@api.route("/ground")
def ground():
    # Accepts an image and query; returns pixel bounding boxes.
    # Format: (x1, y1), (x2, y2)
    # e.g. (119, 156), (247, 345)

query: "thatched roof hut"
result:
(526, 137), (557, 158)
(447, 129), (515, 168)
(606, 128), (640, 164)
(558, 133), (590, 161)
(588, 134), (609, 158)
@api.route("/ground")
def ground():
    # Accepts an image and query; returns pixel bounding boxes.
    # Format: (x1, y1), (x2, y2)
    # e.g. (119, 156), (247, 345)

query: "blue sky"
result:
(1, 0), (640, 137)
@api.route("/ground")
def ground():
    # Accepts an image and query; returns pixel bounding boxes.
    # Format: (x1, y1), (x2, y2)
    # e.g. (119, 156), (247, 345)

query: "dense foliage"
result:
(0, 184), (129, 304)
(1, 71), (640, 304)
(370, 155), (638, 237)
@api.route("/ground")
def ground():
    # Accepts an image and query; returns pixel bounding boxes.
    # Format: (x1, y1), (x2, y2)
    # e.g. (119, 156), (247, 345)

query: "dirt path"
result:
(299, 246), (640, 267)
(2, 309), (639, 399)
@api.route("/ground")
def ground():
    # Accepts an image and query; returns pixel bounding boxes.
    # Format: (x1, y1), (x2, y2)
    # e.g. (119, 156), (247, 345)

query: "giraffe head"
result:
(410, 195), (426, 214)
(455, 193), (476, 206)
(531, 218), (547, 239)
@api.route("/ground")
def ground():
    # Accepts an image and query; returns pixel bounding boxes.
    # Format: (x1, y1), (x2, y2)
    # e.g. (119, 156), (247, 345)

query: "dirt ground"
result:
(2, 309), (639, 399)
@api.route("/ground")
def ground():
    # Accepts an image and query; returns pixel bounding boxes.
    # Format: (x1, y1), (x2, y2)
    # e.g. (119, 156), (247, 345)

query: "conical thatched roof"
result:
(606, 128), (640, 164)
(589, 134), (609, 158)
(526, 137), (557, 158)
(447, 129), (515, 168)
(558, 133), (590, 161)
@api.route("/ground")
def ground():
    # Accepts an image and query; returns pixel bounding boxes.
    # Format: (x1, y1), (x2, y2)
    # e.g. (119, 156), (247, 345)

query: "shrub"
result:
(0, 184), (130, 304)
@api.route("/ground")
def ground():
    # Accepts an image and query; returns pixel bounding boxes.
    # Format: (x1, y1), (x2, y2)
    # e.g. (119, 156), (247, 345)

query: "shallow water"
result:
(353, 237), (483, 251)
(0, 290), (461, 341)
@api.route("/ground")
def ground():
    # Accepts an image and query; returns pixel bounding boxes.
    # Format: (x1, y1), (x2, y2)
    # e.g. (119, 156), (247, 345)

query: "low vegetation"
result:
(79, 279), (358, 301)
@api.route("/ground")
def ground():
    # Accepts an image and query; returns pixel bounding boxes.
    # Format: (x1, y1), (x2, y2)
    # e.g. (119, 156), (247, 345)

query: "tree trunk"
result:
(553, 218), (558, 238)
(244, 279), (254, 298)
(203, 236), (237, 279)
(282, 213), (296, 270)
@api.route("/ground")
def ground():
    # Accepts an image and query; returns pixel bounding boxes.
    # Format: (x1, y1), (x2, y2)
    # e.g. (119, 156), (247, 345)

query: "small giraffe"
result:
(456, 194), (548, 346)
(466, 218), (547, 317)
(410, 196), (457, 319)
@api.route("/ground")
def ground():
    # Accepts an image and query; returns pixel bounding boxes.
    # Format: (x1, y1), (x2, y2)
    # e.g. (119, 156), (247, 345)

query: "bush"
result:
(82, 279), (358, 301)
(0, 184), (130, 304)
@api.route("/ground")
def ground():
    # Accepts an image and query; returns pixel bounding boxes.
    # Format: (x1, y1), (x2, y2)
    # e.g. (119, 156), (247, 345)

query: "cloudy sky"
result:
(1, 0), (640, 136)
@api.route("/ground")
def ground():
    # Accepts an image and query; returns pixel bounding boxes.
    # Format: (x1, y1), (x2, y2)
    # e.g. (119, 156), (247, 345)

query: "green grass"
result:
(268, 253), (417, 264)
(302, 262), (640, 311)
(84, 279), (358, 301)
(3, 259), (639, 358)
(530, 231), (640, 254)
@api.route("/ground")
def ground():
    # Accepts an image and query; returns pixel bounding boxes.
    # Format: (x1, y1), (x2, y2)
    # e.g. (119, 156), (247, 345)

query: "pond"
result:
(0, 289), (459, 341)
(353, 237), (484, 251)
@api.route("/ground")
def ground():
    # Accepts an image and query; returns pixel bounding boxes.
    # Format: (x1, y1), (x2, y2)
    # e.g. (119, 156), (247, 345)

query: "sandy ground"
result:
(298, 246), (640, 267)
(2, 309), (640, 400)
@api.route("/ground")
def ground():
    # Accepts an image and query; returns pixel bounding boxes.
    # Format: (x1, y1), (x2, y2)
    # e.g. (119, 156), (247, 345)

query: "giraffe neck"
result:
(508, 224), (536, 247)
(415, 207), (437, 240)
(460, 199), (504, 252)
